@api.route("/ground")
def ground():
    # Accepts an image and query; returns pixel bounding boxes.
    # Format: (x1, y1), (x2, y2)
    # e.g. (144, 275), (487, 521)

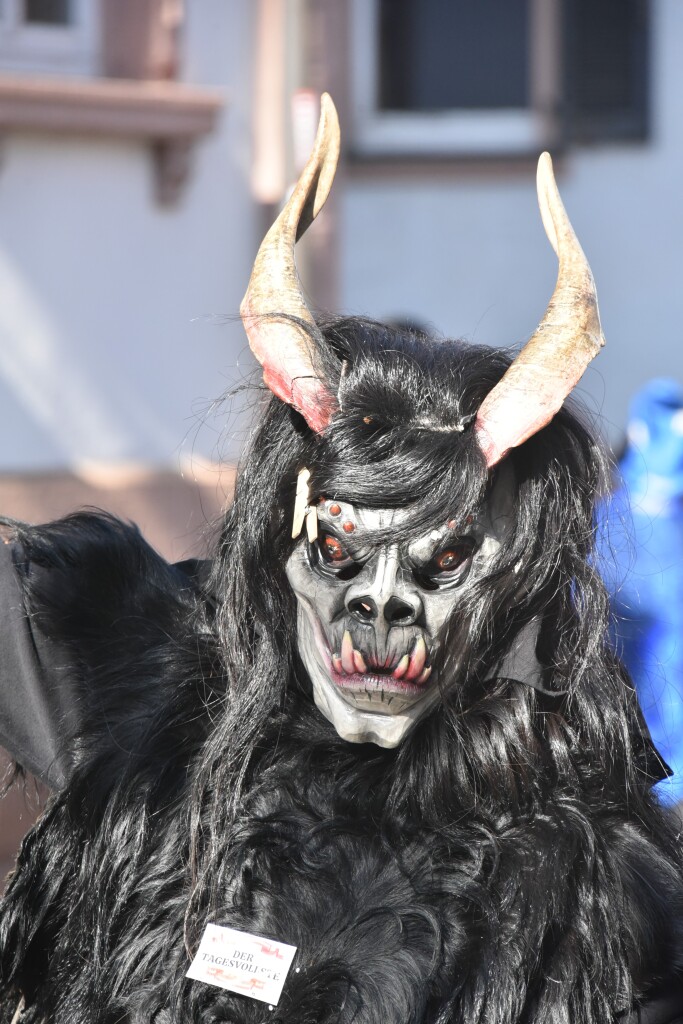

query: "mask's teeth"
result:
(392, 654), (410, 679)
(415, 665), (432, 686)
(353, 649), (367, 674)
(341, 629), (356, 674)
(405, 636), (427, 680)
(332, 654), (343, 675)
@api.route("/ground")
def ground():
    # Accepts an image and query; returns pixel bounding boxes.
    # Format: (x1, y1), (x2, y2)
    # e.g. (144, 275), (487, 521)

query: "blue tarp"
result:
(596, 379), (683, 805)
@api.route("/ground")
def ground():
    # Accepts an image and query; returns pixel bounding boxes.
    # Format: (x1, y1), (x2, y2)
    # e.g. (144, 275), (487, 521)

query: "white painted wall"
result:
(341, 0), (683, 447)
(0, 0), (260, 472)
(3, 0), (680, 469)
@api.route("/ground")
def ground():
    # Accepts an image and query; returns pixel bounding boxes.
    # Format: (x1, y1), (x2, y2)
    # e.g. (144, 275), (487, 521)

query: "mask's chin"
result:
(295, 603), (439, 748)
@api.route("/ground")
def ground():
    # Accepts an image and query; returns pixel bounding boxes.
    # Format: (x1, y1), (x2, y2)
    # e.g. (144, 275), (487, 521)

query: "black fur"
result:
(1, 318), (683, 1024)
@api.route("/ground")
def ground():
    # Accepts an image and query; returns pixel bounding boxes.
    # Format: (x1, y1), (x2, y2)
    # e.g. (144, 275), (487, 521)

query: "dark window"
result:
(565, 0), (649, 142)
(23, 0), (71, 25)
(379, 0), (530, 112)
(376, 0), (649, 144)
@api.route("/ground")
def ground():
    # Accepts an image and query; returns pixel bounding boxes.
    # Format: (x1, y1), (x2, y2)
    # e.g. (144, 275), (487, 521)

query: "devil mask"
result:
(285, 468), (516, 746)
(241, 94), (605, 748)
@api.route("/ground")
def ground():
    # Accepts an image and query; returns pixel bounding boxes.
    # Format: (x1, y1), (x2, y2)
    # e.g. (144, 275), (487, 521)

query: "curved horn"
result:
(240, 93), (340, 433)
(475, 152), (606, 467)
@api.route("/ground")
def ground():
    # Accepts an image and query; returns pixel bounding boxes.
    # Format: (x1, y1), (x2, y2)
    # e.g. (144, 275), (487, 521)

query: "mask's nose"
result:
(345, 547), (423, 627)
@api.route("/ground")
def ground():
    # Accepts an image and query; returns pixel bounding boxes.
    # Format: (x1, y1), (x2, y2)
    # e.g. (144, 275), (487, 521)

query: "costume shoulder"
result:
(0, 511), (218, 793)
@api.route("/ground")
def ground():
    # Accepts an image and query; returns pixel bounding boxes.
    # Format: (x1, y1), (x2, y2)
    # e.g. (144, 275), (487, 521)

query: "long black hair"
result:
(205, 315), (655, 819)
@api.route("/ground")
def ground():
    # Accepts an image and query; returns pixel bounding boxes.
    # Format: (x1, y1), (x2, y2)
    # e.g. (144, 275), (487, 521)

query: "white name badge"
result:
(187, 923), (298, 1006)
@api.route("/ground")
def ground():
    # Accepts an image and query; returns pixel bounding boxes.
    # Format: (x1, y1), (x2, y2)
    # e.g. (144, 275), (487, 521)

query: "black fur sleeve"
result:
(0, 512), (214, 792)
(0, 533), (79, 789)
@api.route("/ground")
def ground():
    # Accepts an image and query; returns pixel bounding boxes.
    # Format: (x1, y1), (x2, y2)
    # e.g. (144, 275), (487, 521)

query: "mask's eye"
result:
(416, 538), (475, 589)
(434, 547), (469, 571)
(311, 531), (362, 579)
(320, 533), (350, 565)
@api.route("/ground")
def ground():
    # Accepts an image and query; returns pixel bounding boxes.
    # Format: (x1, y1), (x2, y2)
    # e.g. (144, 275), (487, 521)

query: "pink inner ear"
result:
(475, 352), (593, 468)
(245, 315), (338, 434)
(475, 400), (561, 468)
(262, 366), (337, 434)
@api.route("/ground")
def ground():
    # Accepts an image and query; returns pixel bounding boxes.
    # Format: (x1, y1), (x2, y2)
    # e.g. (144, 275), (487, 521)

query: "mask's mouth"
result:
(329, 629), (432, 700)
(304, 610), (436, 712)
(296, 598), (443, 735)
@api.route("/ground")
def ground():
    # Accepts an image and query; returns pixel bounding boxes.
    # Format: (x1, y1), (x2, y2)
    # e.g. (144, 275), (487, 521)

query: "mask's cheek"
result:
(296, 601), (332, 679)
(285, 542), (347, 628)
(421, 589), (466, 639)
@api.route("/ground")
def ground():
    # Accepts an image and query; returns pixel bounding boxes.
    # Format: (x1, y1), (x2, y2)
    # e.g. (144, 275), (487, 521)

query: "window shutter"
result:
(564, 0), (649, 142)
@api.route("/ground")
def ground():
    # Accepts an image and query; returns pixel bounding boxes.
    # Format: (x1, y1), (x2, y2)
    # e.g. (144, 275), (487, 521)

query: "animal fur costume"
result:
(0, 95), (683, 1024)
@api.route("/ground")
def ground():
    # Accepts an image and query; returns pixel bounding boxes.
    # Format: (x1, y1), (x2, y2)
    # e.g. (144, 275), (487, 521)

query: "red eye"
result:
(433, 541), (473, 573)
(436, 549), (462, 570)
(314, 531), (363, 580)
(321, 534), (348, 563)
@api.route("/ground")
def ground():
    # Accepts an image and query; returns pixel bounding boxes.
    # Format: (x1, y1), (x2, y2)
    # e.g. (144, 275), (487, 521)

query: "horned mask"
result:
(241, 94), (605, 747)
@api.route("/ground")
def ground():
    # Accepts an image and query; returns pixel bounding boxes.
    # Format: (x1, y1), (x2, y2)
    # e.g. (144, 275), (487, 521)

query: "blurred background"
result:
(1, 0), (682, 865)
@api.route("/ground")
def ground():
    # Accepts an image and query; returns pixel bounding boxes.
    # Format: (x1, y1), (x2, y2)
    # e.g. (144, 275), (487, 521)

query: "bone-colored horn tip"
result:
(317, 93), (340, 146)
(537, 150), (553, 175)
(304, 92), (341, 227)
(320, 91), (335, 118)
(320, 93), (340, 156)
(536, 151), (559, 256)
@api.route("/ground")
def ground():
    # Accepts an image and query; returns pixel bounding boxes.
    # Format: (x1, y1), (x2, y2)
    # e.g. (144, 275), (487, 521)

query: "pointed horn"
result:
(475, 153), (606, 467)
(241, 93), (340, 433)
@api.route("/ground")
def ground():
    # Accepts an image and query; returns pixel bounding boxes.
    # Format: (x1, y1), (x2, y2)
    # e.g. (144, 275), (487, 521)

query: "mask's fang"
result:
(416, 665), (432, 686)
(341, 629), (356, 674)
(353, 649), (367, 674)
(392, 654), (410, 680)
(405, 636), (427, 681)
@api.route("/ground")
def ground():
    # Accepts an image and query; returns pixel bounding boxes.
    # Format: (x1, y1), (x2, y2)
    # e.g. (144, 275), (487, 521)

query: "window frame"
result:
(350, 0), (563, 158)
(0, 0), (100, 77)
